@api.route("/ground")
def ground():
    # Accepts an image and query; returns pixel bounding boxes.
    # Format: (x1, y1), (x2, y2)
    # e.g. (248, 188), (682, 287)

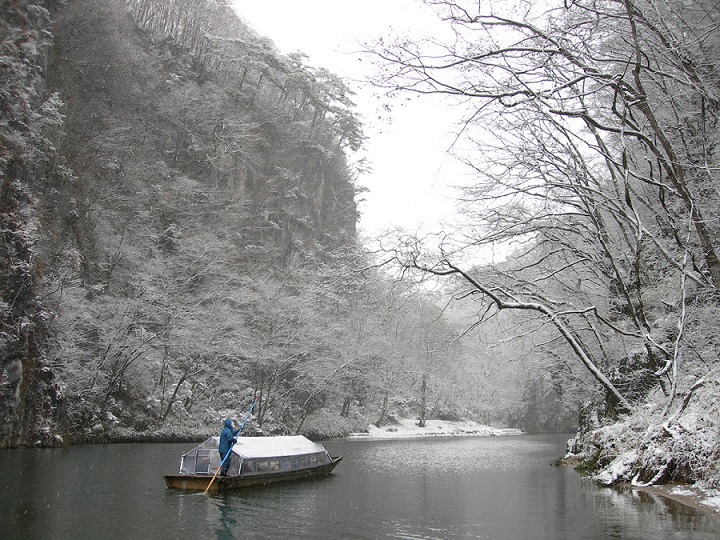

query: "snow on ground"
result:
(594, 450), (640, 485)
(669, 487), (698, 498)
(702, 496), (720, 513)
(348, 418), (522, 439)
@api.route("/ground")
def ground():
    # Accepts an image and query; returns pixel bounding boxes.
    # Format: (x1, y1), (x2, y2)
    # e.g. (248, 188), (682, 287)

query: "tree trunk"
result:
(340, 396), (351, 417)
(418, 374), (427, 428)
(376, 390), (389, 428)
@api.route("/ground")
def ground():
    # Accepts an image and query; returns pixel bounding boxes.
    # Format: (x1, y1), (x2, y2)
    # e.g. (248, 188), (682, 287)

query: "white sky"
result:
(232, 0), (464, 236)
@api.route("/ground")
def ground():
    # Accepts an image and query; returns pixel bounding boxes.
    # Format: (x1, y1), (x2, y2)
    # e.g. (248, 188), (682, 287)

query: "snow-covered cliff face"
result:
(0, 0), (362, 446)
(0, 0), (67, 448)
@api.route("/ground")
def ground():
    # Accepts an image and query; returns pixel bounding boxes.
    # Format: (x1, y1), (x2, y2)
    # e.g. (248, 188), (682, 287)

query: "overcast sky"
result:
(232, 0), (463, 236)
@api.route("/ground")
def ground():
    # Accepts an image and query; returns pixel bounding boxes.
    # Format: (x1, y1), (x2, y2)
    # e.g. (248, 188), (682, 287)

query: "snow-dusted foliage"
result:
(587, 377), (720, 489)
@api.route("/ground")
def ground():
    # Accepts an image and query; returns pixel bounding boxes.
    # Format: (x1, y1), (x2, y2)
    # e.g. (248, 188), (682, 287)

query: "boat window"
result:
(269, 459), (280, 471)
(180, 454), (196, 475)
(242, 460), (256, 474)
(292, 457), (300, 469)
(281, 459), (292, 471)
(195, 450), (212, 474)
(310, 454), (318, 465)
(256, 460), (269, 472)
(300, 456), (309, 468)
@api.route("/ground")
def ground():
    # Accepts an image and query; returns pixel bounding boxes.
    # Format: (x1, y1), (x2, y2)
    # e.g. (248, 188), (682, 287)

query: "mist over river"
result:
(1, 434), (719, 539)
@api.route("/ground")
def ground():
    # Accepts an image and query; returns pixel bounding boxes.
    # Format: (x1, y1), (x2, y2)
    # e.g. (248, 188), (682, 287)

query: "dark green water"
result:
(1, 434), (719, 539)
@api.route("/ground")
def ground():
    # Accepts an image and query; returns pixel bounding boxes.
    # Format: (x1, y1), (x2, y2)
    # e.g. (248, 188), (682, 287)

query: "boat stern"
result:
(164, 474), (217, 493)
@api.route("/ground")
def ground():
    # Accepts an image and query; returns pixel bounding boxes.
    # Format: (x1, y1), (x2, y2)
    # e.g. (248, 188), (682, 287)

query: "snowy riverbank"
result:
(590, 453), (720, 514)
(623, 484), (720, 515)
(561, 450), (720, 515)
(348, 418), (522, 439)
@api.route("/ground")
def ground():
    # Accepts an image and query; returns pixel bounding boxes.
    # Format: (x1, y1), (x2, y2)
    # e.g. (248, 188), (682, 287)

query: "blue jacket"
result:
(219, 419), (238, 459)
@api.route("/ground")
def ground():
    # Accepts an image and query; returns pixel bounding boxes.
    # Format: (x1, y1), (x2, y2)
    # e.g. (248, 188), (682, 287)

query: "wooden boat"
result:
(164, 435), (342, 493)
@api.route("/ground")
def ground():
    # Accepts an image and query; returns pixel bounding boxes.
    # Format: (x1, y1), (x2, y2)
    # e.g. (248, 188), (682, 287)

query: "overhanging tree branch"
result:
(394, 249), (631, 411)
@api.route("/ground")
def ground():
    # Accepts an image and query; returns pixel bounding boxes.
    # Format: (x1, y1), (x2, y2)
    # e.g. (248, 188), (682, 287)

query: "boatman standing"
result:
(219, 418), (240, 476)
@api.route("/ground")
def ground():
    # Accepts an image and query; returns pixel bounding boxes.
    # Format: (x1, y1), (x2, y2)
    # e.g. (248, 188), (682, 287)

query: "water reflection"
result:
(0, 436), (719, 539)
(211, 497), (238, 539)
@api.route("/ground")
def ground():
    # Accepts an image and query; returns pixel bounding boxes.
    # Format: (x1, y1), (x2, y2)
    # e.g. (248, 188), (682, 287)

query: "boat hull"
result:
(164, 456), (342, 493)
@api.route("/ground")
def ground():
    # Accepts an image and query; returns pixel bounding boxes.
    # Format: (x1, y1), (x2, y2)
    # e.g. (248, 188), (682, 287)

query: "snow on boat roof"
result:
(228, 435), (327, 459)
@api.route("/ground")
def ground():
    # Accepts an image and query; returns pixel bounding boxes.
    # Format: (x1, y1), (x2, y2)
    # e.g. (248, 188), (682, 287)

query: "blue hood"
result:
(224, 419), (233, 429)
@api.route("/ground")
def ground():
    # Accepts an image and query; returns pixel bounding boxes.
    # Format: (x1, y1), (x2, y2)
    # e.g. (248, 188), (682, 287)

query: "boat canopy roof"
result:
(230, 435), (328, 459)
(194, 435), (328, 459)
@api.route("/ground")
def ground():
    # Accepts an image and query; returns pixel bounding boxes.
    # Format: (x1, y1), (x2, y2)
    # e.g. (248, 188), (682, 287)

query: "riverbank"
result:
(559, 454), (720, 515)
(623, 483), (720, 515)
(348, 418), (522, 439)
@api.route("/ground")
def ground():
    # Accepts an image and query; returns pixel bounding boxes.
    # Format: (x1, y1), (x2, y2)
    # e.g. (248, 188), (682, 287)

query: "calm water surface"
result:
(1, 434), (719, 539)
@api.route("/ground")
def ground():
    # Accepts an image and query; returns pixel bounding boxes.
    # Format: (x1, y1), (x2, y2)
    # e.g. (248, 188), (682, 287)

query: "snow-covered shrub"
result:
(587, 378), (720, 489)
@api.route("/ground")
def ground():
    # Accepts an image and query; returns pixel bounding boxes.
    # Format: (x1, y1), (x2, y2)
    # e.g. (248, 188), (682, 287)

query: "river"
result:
(1, 433), (719, 539)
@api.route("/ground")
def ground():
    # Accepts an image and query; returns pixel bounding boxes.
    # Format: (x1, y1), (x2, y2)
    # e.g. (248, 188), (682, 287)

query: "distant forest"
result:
(3, 0), (720, 494)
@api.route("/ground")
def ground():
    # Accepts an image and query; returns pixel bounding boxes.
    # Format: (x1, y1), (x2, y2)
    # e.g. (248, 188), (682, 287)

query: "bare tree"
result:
(367, 0), (720, 417)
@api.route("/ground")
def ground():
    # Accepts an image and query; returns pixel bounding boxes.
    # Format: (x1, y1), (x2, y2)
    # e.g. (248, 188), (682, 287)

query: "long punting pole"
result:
(204, 397), (258, 495)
